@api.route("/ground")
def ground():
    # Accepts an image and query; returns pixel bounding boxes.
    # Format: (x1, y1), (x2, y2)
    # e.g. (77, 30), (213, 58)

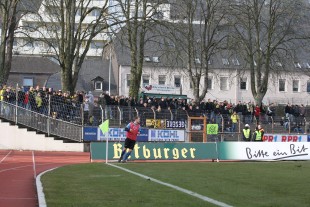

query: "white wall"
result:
(119, 66), (310, 104)
(0, 120), (84, 152)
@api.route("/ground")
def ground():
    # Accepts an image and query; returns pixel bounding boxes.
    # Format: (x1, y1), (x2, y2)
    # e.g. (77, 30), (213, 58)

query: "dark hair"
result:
(134, 116), (140, 120)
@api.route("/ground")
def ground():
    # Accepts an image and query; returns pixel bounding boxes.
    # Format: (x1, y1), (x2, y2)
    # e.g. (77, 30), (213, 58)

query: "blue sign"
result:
(98, 128), (148, 142)
(83, 127), (98, 141)
(308, 135), (310, 142)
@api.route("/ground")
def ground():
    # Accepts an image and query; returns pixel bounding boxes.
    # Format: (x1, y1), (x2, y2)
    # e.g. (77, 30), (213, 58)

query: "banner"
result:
(219, 142), (310, 161)
(148, 129), (185, 142)
(263, 134), (308, 142)
(146, 119), (166, 128)
(142, 84), (178, 94)
(98, 128), (149, 142)
(166, 120), (186, 129)
(90, 142), (310, 161)
(207, 124), (218, 135)
(90, 142), (217, 160)
(83, 127), (98, 141)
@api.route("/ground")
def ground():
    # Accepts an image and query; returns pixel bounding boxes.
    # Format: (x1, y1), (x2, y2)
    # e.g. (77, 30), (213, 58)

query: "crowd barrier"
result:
(90, 142), (310, 161)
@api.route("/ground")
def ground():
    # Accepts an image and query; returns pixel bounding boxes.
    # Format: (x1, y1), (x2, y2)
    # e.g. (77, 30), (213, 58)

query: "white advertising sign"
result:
(148, 129), (185, 142)
(220, 142), (310, 161)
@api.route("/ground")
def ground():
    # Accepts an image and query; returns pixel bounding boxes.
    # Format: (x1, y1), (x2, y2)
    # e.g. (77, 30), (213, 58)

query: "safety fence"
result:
(0, 87), (309, 143)
(0, 100), (82, 142)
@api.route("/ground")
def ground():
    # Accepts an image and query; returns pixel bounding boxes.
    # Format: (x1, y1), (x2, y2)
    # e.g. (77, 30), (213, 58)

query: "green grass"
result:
(42, 162), (310, 207)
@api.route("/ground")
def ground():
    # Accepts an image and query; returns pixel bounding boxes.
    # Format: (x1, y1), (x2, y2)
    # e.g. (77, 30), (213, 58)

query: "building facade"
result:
(114, 54), (310, 105)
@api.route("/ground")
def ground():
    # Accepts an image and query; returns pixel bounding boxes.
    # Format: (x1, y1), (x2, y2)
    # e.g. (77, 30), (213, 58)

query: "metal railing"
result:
(0, 97), (83, 142)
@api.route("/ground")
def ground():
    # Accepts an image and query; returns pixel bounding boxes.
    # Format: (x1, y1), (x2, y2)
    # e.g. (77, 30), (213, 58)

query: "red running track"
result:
(0, 150), (90, 207)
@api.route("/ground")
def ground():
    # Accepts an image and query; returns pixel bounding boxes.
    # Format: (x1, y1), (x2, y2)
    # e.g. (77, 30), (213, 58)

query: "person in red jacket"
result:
(118, 116), (141, 163)
(254, 105), (261, 123)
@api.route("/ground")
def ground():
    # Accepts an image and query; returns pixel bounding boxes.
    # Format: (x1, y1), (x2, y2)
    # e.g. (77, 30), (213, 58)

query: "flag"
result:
(99, 119), (109, 134)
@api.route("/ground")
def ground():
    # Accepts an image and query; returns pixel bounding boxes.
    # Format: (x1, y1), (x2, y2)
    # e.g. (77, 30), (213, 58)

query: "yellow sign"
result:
(207, 124), (219, 135)
(146, 119), (166, 128)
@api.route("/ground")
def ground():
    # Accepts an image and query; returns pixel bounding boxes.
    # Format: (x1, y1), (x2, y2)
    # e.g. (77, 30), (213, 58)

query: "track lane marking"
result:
(32, 151), (37, 179)
(0, 150), (12, 163)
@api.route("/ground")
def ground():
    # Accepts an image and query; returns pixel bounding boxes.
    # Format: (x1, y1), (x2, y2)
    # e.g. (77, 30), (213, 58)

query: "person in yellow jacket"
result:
(230, 111), (239, 132)
(253, 125), (264, 141)
(242, 124), (251, 141)
(35, 92), (43, 113)
(0, 86), (5, 101)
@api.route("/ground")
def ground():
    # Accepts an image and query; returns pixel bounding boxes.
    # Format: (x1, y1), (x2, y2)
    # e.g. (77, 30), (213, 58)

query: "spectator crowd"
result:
(0, 84), (308, 133)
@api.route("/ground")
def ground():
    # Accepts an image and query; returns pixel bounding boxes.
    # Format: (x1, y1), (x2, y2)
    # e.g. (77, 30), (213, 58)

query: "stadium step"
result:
(0, 118), (84, 152)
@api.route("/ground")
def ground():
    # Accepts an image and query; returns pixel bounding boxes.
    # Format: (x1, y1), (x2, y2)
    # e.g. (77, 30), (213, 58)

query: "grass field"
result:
(41, 161), (310, 207)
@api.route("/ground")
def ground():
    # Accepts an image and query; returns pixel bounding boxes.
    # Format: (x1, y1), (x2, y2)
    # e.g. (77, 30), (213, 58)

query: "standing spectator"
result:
(230, 111), (239, 132)
(299, 104), (306, 126)
(86, 91), (94, 118)
(35, 92), (43, 113)
(242, 124), (251, 141)
(254, 105), (261, 123)
(253, 125), (264, 141)
(267, 103), (275, 123)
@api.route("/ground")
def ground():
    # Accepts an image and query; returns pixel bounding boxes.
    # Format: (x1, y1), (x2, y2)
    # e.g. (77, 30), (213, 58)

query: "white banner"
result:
(148, 129), (185, 142)
(142, 84), (179, 94)
(220, 142), (310, 161)
(263, 134), (308, 142)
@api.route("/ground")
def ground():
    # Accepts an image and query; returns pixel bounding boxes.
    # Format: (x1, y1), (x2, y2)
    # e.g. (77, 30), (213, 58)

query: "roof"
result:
(11, 56), (61, 74)
(46, 57), (117, 95)
(112, 21), (310, 73)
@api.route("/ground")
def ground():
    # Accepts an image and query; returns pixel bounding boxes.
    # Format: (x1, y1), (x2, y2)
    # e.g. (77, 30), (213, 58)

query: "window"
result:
(276, 61), (282, 67)
(144, 56), (151, 62)
(307, 81), (310, 93)
(292, 80), (299, 92)
(142, 75), (150, 86)
(207, 77), (213, 90)
(91, 9), (101, 17)
(153, 57), (160, 63)
(303, 63), (310, 69)
(158, 75), (166, 85)
(94, 81), (103, 90)
(91, 41), (104, 49)
(174, 76), (181, 87)
(23, 77), (33, 87)
(153, 11), (164, 19)
(232, 58), (240, 66)
(279, 79), (286, 92)
(220, 77), (228, 90)
(294, 62), (301, 69)
(240, 78), (247, 90)
(222, 58), (229, 65)
(76, 8), (81, 16)
(195, 58), (201, 64)
(126, 74), (131, 87)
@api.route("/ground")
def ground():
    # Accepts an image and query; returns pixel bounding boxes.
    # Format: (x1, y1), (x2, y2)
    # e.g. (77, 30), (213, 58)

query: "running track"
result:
(0, 150), (90, 207)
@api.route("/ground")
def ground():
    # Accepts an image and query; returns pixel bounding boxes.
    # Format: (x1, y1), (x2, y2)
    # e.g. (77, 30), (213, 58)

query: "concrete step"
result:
(0, 118), (84, 152)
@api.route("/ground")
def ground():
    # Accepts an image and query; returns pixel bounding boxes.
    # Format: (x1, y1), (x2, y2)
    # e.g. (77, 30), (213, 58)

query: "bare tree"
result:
(0, 0), (21, 84)
(167, 0), (227, 103)
(114, 0), (166, 99)
(229, 0), (307, 105)
(21, 0), (119, 93)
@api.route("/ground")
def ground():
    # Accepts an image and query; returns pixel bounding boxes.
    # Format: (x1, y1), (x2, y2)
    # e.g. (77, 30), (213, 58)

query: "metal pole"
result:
(15, 84), (18, 124)
(108, 44), (112, 96)
(47, 95), (51, 136)
(81, 104), (84, 142)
